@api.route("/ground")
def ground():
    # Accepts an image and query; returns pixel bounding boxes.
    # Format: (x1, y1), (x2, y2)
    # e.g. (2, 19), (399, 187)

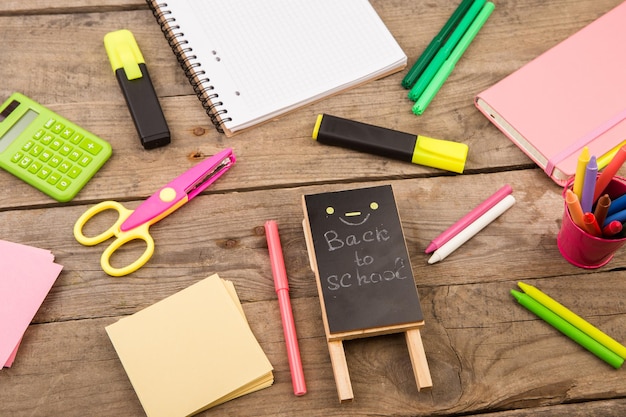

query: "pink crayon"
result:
(425, 184), (513, 253)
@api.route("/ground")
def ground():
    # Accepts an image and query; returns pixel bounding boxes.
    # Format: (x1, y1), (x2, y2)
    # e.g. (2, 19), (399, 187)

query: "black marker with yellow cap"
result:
(104, 29), (170, 149)
(312, 114), (468, 173)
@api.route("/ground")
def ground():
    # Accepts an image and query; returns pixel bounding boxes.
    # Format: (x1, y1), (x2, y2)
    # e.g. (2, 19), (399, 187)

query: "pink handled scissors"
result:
(73, 148), (235, 276)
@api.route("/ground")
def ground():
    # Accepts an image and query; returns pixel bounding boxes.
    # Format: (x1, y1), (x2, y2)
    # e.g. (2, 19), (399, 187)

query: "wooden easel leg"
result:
(405, 329), (432, 391)
(328, 340), (354, 402)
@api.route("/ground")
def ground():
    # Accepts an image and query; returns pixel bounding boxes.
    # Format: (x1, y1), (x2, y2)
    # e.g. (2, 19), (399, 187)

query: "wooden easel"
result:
(326, 326), (432, 402)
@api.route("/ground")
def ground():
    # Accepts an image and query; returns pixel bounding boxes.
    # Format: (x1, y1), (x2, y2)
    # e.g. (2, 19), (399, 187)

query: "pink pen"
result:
(425, 184), (513, 253)
(265, 220), (307, 396)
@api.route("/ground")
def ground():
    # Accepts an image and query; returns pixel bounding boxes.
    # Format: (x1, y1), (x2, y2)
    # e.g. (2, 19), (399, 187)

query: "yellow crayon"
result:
(573, 147), (590, 201)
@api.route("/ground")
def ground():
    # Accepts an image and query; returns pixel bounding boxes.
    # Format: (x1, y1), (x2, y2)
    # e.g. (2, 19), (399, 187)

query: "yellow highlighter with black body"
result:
(104, 29), (170, 149)
(312, 114), (468, 173)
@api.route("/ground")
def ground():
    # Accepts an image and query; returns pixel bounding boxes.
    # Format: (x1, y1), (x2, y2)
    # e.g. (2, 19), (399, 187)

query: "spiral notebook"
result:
(475, 1), (626, 185)
(146, 0), (407, 137)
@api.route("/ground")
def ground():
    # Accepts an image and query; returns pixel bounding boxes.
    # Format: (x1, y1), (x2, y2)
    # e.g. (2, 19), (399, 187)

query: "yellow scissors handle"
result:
(100, 223), (155, 277)
(74, 201), (154, 277)
(73, 201), (133, 246)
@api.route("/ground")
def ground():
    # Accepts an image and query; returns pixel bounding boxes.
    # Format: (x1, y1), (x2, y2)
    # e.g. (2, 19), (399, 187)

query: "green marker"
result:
(408, 0), (486, 101)
(413, 2), (495, 115)
(401, 0), (475, 89)
(511, 290), (624, 369)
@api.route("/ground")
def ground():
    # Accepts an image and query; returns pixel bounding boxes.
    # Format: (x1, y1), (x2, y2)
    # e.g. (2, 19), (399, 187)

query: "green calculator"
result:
(0, 93), (112, 202)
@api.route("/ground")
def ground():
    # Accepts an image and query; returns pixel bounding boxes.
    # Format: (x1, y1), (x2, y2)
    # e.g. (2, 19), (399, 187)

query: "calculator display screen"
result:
(0, 99), (20, 121)
(0, 108), (39, 153)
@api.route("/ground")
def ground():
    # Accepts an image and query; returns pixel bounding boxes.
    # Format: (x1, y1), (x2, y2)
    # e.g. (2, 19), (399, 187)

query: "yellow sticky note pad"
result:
(106, 274), (273, 417)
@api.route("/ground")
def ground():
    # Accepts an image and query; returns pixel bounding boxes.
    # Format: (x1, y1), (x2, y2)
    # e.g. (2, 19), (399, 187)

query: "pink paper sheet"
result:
(0, 240), (63, 368)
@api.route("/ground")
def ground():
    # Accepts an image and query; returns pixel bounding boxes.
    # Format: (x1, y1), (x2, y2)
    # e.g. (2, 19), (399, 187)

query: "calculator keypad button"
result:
(50, 138), (63, 151)
(56, 178), (71, 191)
(68, 166), (82, 179)
(79, 138), (103, 155)
(47, 173), (60, 185)
(22, 140), (34, 152)
(30, 144), (43, 157)
(68, 149), (82, 161)
(37, 167), (51, 179)
(51, 122), (64, 134)
(11, 152), (23, 163)
(28, 161), (42, 174)
(61, 127), (74, 139)
(48, 155), (62, 168)
(70, 133), (83, 144)
(18, 156), (32, 168)
(59, 144), (72, 156)
(58, 161), (71, 173)
(41, 134), (54, 145)
(78, 154), (93, 166)
(39, 150), (52, 162)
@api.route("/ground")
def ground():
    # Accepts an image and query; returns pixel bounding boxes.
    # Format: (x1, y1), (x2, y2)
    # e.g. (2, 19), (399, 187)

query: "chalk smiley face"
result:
(326, 201), (380, 226)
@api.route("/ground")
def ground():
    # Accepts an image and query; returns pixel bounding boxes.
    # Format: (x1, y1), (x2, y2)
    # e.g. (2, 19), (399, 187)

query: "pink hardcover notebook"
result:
(475, 1), (626, 185)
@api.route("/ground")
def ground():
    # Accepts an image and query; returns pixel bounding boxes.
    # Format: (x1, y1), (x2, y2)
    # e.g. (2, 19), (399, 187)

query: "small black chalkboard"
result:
(303, 185), (423, 335)
(302, 185), (432, 401)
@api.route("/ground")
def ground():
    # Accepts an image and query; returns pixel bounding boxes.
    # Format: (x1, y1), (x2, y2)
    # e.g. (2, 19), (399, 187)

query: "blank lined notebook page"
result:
(156, 0), (406, 135)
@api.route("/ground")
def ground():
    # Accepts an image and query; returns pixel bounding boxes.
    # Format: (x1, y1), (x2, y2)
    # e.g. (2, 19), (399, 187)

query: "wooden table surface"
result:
(3, 1), (626, 416)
